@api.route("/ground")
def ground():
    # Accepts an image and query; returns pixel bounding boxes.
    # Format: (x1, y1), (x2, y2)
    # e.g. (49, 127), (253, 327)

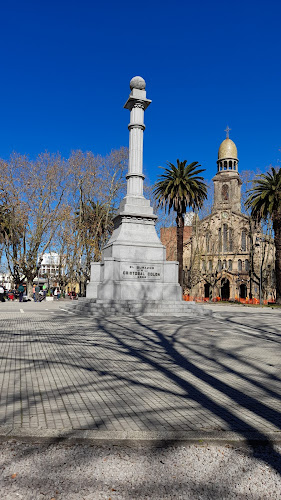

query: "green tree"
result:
(154, 160), (207, 288)
(65, 147), (127, 294)
(74, 199), (115, 295)
(245, 166), (281, 304)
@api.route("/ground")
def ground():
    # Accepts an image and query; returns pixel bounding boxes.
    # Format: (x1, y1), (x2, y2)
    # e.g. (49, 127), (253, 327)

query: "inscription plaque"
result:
(121, 263), (161, 280)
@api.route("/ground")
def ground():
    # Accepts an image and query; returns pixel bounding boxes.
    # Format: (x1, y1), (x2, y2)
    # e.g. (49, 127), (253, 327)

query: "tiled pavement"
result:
(0, 301), (281, 442)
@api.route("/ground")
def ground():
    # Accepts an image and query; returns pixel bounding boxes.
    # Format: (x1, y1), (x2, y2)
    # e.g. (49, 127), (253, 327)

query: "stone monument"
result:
(86, 76), (182, 305)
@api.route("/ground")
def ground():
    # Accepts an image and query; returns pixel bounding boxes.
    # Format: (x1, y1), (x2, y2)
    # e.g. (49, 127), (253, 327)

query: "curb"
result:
(1, 427), (281, 447)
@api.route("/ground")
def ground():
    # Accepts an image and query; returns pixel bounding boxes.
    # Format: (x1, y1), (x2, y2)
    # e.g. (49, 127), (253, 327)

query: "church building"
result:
(164, 132), (276, 302)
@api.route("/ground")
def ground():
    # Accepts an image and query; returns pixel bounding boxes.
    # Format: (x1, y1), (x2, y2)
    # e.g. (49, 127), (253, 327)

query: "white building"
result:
(0, 272), (12, 290)
(39, 253), (60, 277)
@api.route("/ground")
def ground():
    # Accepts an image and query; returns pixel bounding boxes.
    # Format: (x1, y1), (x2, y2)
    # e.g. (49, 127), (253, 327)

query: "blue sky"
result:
(1, 0), (280, 184)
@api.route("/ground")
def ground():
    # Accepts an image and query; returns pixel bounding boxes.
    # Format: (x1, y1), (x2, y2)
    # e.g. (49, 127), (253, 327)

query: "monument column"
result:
(127, 102), (145, 197)
(121, 76), (151, 211)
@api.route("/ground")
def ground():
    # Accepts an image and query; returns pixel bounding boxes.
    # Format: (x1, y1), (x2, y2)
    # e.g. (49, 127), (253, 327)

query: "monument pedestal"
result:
(87, 258), (182, 302)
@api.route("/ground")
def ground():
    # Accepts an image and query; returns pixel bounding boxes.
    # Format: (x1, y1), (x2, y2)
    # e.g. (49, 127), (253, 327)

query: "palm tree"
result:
(154, 160), (207, 288)
(245, 166), (281, 304)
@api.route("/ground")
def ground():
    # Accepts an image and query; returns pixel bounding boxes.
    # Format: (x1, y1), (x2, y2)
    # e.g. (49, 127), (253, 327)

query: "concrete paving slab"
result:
(0, 300), (281, 446)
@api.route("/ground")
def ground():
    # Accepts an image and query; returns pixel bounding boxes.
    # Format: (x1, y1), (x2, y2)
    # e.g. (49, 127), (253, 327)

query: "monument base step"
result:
(60, 299), (211, 317)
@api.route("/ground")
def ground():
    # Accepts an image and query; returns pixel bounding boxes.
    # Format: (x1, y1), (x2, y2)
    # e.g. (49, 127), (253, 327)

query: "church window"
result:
(218, 228), (222, 252)
(229, 160), (232, 170)
(202, 260), (206, 272)
(223, 224), (228, 252)
(224, 161), (227, 170)
(228, 260), (232, 271)
(245, 259), (250, 272)
(241, 230), (247, 251)
(229, 228), (233, 252)
(234, 161), (236, 170)
(218, 260), (222, 272)
(206, 233), (210, 252)
(223, 259), (227, 269)
(238, 259), (242, 272)
(222, 184), (229, 201)
(208, 260), (212, 271)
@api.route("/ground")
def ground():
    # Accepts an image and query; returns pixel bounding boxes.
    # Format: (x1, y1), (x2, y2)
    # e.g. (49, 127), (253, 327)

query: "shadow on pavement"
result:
(0, 308), (281, 481)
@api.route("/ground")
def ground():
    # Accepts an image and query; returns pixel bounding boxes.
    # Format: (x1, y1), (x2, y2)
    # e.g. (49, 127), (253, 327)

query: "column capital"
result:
(124, 95), (151, 111)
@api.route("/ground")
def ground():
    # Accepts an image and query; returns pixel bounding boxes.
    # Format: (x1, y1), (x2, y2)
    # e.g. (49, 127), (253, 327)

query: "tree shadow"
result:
(0, 308), (281, 488)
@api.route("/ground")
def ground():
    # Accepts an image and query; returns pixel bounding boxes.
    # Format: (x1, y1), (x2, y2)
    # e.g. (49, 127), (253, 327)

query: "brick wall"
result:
(160, 226), (193, 261)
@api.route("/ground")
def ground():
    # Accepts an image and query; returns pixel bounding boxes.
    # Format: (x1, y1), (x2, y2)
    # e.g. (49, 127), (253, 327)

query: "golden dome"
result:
(218, 138), (238, 160)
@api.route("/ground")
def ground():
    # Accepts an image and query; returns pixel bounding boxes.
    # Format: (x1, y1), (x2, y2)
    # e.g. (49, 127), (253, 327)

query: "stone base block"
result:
(61, 299), (211, 318)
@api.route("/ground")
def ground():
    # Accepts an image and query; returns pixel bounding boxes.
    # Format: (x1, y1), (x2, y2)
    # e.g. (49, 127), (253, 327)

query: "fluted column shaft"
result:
(127, 102), (145, 197)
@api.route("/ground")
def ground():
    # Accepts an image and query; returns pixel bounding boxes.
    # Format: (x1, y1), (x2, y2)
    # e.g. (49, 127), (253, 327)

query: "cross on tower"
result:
(224, 125), (231, 138)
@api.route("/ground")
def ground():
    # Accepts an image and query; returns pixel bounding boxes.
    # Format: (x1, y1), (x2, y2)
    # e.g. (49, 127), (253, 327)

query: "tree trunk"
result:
(273, 211), (281, 304)
(27, 280), (34, 298)
(176, 213), (184, 289)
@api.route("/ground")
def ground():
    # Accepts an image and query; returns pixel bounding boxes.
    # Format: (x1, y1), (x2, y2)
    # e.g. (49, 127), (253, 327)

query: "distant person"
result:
(18, 283), (25, 302)
(35, 284), (40, 302)
(54, 288), (58, 300)
(0, 284), (4, 302)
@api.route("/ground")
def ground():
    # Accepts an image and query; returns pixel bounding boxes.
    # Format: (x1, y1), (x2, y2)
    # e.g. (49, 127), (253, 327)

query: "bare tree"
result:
(63, 148), (128, 294)
(0, 153), (68, 294)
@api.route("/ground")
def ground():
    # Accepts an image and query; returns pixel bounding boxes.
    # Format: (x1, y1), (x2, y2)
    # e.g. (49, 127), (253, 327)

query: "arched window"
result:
(208, 260), (212, 272)
(229, 228), (233, 252)
(238, 259), (242, 272)
(229, 160), (232, 169)
(218, 260), (222, 272)
(228, 260), (232, 271)
(241, 230), (247, 251)
(206, 233), (210, 253)
(223, 224), (228, 252)
(218, 228), (222, 252)
(224, 161), (227, 170)
(234, 161), (236, 170)
(202, 260), (206, 272)
(223, 259), (227, 269)
(245, 259), (250, 272)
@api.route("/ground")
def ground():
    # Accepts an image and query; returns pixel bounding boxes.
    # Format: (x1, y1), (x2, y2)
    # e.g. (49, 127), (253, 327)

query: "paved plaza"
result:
(0, 300), (281, 444)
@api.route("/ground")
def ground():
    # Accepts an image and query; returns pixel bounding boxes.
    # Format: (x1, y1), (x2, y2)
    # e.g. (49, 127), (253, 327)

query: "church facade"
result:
(177, 135), (275, 302)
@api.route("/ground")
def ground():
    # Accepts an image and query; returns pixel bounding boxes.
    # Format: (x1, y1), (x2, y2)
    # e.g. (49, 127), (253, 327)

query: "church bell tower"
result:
(212, 127), (242, 213)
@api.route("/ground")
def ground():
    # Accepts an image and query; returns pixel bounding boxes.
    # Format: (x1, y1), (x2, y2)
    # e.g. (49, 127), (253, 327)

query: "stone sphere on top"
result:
(130, 76), (146, 90)
(218, 138), (238, 160)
